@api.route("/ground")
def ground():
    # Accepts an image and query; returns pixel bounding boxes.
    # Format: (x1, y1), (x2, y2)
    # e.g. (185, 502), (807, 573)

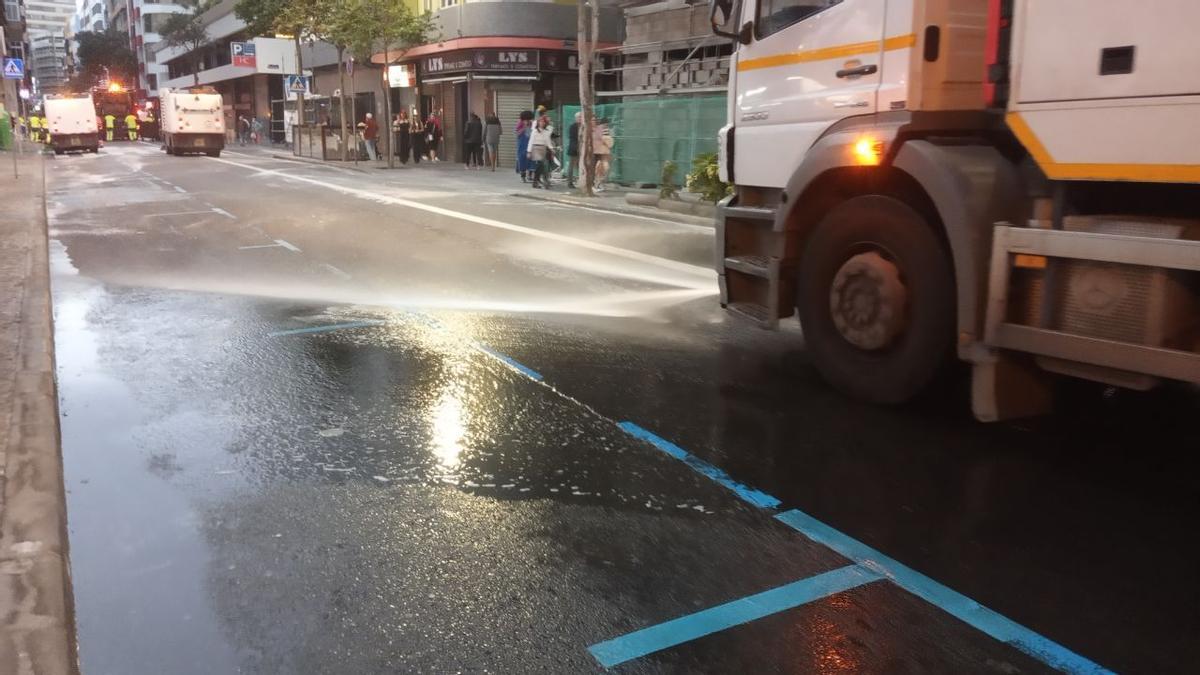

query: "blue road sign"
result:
(285, 75), (310, 94)
(3, 58), (24, 80)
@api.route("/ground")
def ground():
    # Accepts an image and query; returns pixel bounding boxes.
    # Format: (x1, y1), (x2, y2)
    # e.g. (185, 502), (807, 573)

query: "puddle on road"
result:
(51, 243), (241, 675)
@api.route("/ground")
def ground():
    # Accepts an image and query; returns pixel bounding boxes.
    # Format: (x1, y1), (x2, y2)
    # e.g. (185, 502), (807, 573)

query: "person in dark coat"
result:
(566, 111), (582, 188)
(425, 112), (443, 161)
(410, 114), (425, 164)
(393, 111), (411, 163)
(463, 112), (483, 169)
(483, 114), (502, 171)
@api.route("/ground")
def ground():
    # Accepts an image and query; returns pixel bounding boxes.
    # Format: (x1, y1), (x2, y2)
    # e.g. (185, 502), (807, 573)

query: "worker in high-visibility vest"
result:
(124, 113), (138, 141)
(28, 115), (40, 143)
(104, 113), (116, 142)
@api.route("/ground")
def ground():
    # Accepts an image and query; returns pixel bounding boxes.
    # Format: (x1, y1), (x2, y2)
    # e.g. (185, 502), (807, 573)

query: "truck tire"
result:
(206, 150), (221, 158)
(796, 195), (955, 404)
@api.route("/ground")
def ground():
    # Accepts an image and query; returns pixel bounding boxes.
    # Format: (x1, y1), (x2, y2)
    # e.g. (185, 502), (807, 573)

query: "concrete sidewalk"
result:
(0, 150), (77, 674)
(259, 146), (716, 227)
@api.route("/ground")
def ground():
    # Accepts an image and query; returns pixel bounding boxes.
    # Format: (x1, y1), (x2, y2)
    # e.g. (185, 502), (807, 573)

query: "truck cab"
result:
(710, 0), (1200, 420)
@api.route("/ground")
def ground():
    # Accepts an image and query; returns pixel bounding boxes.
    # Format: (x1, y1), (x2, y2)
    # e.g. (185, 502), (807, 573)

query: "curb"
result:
(0, 154), (78, 674)
(269, 153), (369, 173)
(511, 191), (715, 228)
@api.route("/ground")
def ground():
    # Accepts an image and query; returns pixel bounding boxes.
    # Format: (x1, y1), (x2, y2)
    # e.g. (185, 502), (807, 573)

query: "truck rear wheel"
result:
(796, 195), (955, 404)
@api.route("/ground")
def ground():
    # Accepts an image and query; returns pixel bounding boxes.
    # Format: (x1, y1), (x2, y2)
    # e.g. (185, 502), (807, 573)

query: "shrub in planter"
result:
(686, 152), (733, 203)
(659, 160), (680, 200)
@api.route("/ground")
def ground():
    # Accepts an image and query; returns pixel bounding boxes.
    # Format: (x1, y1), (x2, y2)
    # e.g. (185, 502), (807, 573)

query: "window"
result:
(756, 0), (841, 39)
(439, 0), (457, 7)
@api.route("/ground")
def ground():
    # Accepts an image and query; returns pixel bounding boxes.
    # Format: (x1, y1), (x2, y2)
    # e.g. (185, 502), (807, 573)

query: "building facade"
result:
(2, 0), (29, 114)
(127, 0), (192, 97)
(155, 1), (306, 142)
(29, 29), (66, 89)
(384, 0), (623, 164)
(612, 0), (730, 98)
(74, 0), (105, 33)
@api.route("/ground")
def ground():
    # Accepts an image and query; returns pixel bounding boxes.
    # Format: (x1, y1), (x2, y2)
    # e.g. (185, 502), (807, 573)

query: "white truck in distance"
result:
(43, 94), (99, 154)
(708, 0), (1200, 420)
(160, 87), (225, 157)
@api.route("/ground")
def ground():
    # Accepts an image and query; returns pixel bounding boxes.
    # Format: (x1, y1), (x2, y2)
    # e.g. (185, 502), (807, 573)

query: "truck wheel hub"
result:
(829, 252), (908, 350)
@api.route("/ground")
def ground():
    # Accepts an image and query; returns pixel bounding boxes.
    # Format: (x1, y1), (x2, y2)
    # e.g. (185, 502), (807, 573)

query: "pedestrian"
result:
(409, 113), (425, 164)
(103, 113), (115, 142)
(515, 110), (533, 182)
(463, 112), (483, 169)
(483, 113), (502, 171)
(251, 117), (264, 144)
(237, 115), (250, 145)
(592, 117), (614, 192)
(361, 113), (379, 161)
(526, 115), (555, 189)
(425, 112), (442, 162)
(394, 111), (411, 164)
(566, 111), (582, 188)
(125, 112), (139, 141)
(30, 114), (41, 143)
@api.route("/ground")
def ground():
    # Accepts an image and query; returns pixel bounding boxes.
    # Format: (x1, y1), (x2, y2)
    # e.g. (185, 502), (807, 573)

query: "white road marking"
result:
(274, 239), (302, 252)
(173, 185), (187, 193)
(143, 210), (217, 218)
(211, 207), (236, 219)
(238, 243), (284, 250)
(207, 156), (715, 280)
(320, 263), (352, 280)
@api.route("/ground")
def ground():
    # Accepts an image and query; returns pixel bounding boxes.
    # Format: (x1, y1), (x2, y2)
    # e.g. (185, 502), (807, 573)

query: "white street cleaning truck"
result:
(708, 0), (1200, 421)
(44, 94), (99, 154)
(160, 87), (225, 157)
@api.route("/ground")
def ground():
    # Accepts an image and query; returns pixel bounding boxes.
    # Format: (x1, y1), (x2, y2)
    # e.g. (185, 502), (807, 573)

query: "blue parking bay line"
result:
(588, 564), (882, 668)
(269, 320), (385, 337)
(775, 509), (1115, 675)
(475, 345), (544, 381)
(617, 422), (781, 509)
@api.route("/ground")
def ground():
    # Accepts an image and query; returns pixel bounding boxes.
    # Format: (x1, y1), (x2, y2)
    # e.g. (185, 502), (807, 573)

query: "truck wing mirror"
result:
(710, 0), (750, 43)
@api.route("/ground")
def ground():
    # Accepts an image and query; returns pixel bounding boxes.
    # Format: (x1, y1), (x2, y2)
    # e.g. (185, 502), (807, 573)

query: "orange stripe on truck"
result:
(737, 33), (916, 72)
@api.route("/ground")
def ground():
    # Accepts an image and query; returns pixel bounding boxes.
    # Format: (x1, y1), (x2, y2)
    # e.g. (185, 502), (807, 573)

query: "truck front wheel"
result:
(796, 195), (955, 404)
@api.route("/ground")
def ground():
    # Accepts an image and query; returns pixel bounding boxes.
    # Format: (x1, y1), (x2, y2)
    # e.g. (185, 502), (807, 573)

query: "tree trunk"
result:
(192, 54), (201, 87)
(351, 63), (358, 167)
(294, 32), (305, 132)
(577, 0), (595, 196)
(383, 46), (393, 169)
(338, 47), (348, 162)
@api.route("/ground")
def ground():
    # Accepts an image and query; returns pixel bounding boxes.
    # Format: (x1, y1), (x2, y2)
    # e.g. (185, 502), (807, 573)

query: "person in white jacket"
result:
(526, 116), (556, 189)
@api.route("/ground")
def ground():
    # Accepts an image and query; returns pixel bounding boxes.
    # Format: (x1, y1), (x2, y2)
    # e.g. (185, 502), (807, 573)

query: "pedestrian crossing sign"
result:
(3, 58), (23, 80)
(286, 75), (309, 94)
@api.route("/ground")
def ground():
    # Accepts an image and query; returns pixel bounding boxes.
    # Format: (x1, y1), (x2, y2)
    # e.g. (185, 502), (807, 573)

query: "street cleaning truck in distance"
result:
(709, 0), (1200, 421)
(160, 87), (224, 157)
(44, 94), (99, 154)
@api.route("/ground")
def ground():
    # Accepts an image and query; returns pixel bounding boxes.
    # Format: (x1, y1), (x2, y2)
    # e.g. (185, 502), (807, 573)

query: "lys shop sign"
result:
(423, 49), (540, 74)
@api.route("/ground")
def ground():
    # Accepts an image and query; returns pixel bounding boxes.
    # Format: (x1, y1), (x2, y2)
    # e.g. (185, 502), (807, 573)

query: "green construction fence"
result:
(560, 94), (726, 186)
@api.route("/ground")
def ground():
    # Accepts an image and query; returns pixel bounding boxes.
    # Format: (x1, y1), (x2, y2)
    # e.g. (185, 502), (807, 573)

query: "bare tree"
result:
(160, 3), (214, 87)
(577, 0), (600, 196)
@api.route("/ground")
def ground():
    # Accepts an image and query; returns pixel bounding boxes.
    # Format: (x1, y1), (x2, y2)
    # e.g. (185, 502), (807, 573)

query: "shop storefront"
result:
(405, 47), (614, 165)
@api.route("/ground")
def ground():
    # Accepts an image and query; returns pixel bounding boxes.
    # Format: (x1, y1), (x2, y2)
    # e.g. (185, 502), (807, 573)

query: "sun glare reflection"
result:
(431, 382), (467, 470)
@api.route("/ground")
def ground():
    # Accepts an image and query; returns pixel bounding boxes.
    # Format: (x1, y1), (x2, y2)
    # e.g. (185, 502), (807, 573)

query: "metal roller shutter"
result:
(496, 88), (533, 170)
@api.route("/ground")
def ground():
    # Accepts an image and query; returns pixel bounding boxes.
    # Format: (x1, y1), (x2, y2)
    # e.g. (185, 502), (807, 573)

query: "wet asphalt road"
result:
(46, 144), (1199, 674)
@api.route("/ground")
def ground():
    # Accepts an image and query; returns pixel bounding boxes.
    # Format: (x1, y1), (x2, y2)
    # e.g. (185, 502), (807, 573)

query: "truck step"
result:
(727, 302), (775, 328)
(723, 254), (774, 278)
(723, 205), (776, 223)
